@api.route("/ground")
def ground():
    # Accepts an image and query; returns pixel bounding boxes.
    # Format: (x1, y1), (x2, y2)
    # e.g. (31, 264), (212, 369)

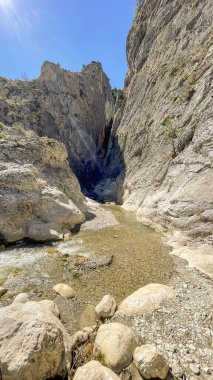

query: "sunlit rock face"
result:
(107, 0), (213, 242)
(0, 124), (86, 243)
(0, 62), (114, 192)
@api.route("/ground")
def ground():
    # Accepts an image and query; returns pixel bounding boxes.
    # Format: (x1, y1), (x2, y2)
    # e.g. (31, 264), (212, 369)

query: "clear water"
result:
(0, 205), (173, 308)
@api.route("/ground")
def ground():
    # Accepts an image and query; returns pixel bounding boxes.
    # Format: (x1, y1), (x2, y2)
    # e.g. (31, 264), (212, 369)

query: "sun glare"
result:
(0, 0), (11, 8)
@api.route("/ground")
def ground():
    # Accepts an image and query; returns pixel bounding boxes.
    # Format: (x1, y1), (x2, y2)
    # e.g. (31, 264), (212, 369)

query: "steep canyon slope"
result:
(107, 0), (213, 251)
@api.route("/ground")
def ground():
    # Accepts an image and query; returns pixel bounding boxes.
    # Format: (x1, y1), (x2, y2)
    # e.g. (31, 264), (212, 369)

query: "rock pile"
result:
(0, 280), (212, 379)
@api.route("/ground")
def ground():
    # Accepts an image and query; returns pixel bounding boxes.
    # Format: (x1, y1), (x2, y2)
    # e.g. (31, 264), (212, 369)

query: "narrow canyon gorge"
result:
(0, 0), (212, 379)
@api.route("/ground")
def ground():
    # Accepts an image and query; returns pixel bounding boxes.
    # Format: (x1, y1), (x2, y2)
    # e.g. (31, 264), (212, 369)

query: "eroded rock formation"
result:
(0, 62), (114, 243)
(0, 0), (212, 249)
(0, 61), (113, 191)
(106, 0), (213, 244)
(0, 123), (86, 242)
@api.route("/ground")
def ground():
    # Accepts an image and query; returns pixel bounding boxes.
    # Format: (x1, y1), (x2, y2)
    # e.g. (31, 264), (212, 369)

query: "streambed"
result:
(0, 205), (174, 331)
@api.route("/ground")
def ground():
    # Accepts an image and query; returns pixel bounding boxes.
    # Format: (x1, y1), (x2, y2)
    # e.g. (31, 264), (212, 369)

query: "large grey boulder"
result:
(133, 344), (169, 379)
(73, 360), (120, 380)
(0, 301), (72, 380)
(95, 323), (137, 373)
(118, 284), (175, 316)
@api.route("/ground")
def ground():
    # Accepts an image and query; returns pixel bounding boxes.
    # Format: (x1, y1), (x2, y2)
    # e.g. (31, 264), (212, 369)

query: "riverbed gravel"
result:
(130, 256), (213, 379)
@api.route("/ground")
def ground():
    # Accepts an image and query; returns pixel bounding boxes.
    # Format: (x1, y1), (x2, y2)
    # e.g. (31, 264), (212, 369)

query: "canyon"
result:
(0, 0), (212, 379)
(0, 0), (212, 257)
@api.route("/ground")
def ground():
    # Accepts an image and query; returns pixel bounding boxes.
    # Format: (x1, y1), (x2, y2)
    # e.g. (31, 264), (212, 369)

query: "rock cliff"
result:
(0, 1), (212, 249)
(0, 62), (113, 191)
(0, 62), (114, 243)
(0, 122), (86, 242)
(107, 0), (213, 245)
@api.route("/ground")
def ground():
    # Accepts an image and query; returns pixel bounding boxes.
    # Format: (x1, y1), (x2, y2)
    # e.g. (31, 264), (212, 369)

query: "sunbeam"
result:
(0, 0), (34, 43)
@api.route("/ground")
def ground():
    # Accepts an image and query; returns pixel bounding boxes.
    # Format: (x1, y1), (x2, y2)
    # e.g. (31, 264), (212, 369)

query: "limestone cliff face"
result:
(108, 0), (213, 243)
(0, 123), (86, 243)
(0, 62), (113, 243)
(0, 62), (113, 190)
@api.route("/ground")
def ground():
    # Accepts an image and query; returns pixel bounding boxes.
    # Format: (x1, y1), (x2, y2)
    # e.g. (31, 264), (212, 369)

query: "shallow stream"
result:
(0, 205), (174, 332)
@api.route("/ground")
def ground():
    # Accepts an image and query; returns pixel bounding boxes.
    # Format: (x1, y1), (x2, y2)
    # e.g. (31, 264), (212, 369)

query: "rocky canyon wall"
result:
(0, 0), (212, 246)
(0, 62), (114, 191)
(0, 62), (114, 243)
(107, 0), (213, 244)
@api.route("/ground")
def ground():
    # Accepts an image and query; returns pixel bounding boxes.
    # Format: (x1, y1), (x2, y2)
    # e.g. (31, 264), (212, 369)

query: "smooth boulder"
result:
(133, 344), (169, 379)
(0, 160), (85, 243)
(53, 283), (76, 298)
(73, 360), (120, 380)
(95, 294), (117, 319)
(13, 293), (29, 304)
(118, 284), (175, 316)
(95, 323), (137, 373)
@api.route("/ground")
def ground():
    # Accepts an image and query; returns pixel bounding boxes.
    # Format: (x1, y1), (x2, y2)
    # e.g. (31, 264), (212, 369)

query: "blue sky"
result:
(0, 0), (135, 88)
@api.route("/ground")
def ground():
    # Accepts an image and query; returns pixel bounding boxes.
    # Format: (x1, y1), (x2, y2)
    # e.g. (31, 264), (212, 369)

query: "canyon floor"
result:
(0, 202), (212, 379)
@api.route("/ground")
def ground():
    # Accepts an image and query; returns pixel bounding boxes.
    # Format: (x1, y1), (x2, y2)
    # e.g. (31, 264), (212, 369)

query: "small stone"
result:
(0, 245), (5, 252)
(203, 366), (211, 375)
(0, 287), (7, 297)
(72, 330), (89, 348)
(172, 363), (184, 378)
(52, 283), (75, 298)
(0, 276), (6, 286)
(123, 362), (143, 379)
(133, 344), (169, 379)
(95, 294), (117, 319)
(13, 293), (29, 304)
(189, 363), (200, 375)
(82, 326), (96, 334)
